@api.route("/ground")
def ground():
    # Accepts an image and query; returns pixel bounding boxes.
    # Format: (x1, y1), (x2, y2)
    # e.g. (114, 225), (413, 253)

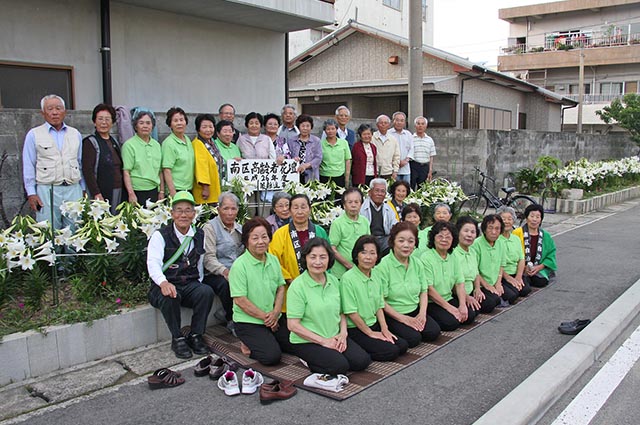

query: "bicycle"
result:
(460, 167), (538, 223)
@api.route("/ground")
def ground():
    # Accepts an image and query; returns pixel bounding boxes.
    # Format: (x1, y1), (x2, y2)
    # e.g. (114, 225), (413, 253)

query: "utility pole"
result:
(577, 49), (584, 134)
(408, 0), (423, 131)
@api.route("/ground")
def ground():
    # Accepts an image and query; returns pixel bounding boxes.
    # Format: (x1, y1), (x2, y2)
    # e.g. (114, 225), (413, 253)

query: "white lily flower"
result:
(18, 253), (35, 270)
(71, 237), (90, 252)
(104, 238), (119, 253)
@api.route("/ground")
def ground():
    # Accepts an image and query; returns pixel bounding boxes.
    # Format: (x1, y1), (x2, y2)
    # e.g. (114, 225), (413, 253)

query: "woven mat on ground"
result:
(197, 287), (542, 401)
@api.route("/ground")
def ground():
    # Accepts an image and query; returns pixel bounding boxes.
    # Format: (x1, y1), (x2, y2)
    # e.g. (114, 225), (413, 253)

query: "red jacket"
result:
(351, 141), (377, 186)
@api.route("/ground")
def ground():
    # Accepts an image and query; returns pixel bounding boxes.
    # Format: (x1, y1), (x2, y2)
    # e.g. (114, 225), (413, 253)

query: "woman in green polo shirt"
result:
(287, 238), (371, 376)
(498, 206), (531, 301)
(329, 188), (370, 278)
(229, 217), (289, 365)
(319, 119), (351, 187)
(214, 120), (242, 182)
(422, 221), (476, 331)
(453, 216), (498, 314)
(379, 221), (440, 347)
(162, 107), (195, 196)
(341, 235), (408, 361)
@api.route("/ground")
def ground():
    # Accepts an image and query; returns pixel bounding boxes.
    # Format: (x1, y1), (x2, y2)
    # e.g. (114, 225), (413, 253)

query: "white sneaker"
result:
(217, 371), (240, 396)
(241, 369), (264, 394)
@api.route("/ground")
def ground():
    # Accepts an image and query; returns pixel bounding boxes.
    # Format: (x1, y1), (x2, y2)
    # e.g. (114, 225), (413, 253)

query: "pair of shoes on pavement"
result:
(172, 334), (210, 359)
(193, 355), (239, 379)
(218, 369), (264, 396)
(259, 380), (297, 404)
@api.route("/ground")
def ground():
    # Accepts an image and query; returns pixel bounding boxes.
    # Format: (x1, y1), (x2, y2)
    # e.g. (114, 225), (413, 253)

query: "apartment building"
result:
(497, 0), (640, 133)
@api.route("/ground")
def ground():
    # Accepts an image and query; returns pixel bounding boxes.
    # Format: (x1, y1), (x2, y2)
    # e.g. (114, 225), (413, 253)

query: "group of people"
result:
(22, 95), (437, 229)
(153, 185), (556, 378)
(21, 94), (556, 378)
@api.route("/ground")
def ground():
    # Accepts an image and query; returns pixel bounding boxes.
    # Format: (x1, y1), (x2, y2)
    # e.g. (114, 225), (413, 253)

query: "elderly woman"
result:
(341, 235), (408, 361)
(319, 118), (351, 187)
(237, 112), (276, 160)
(498, 206), (531, 300)
(287, 114), (322, 184)
(422, 221), (476, 331)
(471, 215), (513, 306)
(230, 217), (289, 365)
(203, 192), (244, 335)
(162, 107), (194, 196)
(513, 204), (557, 288)
(264, 113), (291, 161)
(192, 114), (221, 205)
(122, 109), (164, 204)
(269, 194), (328, 288)
(417, 203), (453, 256)
(454, 216), (498, 314)
(388, 180), (411, 221)
(351, 124), (378, 187)
(214, 120), (243, 181)
(329, 188), (370, 279)
(265, 191), (291, 234)
(287, 238), (371, 375)
(378, 222), (441, 347)
(82, 103), (123, 213)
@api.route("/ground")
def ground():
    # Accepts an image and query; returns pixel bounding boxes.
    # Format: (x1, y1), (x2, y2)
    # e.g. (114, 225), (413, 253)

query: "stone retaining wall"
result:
(554, 186), (640, 214)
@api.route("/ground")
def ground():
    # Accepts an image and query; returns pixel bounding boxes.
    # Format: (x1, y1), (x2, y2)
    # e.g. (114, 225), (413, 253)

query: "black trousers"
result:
(384, 308), (441, 347)
(479, 288), (501, 313)
(234, 316), (290, 366)
(203, 274), (233, 322)
(148, 280), (214, 339)
(502, 275), (532, 303)
(347, 322), (409, 362)
(134, 188), (159, 204)
(289, 337), (371, 376)
(525, 274), (549, 288)
(320, 174), (346, 188)
(428, 298), (477, 331)
(409, 161), (430, 189)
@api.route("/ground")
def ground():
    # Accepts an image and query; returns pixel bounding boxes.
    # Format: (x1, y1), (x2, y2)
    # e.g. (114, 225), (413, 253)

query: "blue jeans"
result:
(36, 183), (83, 231)
(396, 174), (410, 183)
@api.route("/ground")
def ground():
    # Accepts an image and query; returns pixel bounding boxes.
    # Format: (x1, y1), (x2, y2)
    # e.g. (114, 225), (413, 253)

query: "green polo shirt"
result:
(377, 253), (428, 314)
(329, 213), (370, 278)
(320, 138), (351, 177)
(229, 251), (285, 325)
(215, 138), (242, 162)
(412, 226), (431, 259)
(161, 132), (194, 191)
(452, 245), (479, 295)
(500, 233), (525, 276)
(421, 248), (465, 302)
(340, 267), (385, 328)
(471, 236), (506, 286)
(287, 271), (342, 344)
(121, 135), (162, 191)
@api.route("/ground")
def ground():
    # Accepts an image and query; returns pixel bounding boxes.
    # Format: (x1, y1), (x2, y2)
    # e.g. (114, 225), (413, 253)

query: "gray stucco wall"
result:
(2, 109), (637, 227)
(0, 0), (286, 113)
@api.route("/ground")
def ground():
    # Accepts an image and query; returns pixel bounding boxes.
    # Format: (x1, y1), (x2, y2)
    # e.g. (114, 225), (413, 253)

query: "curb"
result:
(473, 277), (640, 425)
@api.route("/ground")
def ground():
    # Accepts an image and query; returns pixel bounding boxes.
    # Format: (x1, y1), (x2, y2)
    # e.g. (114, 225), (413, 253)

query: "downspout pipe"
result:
(285, 33), (289, 104)
(100, 0), (113, 105)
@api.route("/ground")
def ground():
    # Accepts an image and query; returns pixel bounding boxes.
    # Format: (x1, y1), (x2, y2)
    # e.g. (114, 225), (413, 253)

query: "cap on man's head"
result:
(172, 191), (195, 206)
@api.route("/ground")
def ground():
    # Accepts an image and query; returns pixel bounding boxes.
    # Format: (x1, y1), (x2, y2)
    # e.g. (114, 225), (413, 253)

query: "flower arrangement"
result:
(550, 156), (640, 192)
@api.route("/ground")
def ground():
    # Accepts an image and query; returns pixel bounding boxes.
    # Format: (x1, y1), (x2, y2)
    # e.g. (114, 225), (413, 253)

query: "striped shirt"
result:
(410, 133), (436, 164)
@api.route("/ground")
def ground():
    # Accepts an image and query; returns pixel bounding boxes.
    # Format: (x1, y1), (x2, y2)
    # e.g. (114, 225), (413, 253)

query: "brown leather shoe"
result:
(259, 380), (297, 404)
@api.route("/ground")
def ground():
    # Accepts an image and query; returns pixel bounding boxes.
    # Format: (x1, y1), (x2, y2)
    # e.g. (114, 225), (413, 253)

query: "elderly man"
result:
(147, 191), (214, 359)
(372, 115), (400, 180)
(277, 104), (300, 144)
(360, 178), (398, 256)
(390, 111), (413, 184)
(408, 116), (437, 189)
(321, 105), (356, 149)
(218, 103), (240, 143)
(22, 94), (84, 230)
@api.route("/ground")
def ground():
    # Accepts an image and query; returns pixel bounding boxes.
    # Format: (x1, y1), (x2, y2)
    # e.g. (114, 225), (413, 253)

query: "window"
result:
(600, 82), (623, 95)
(422, 0), (427, 21)
(625, 82), (638, 94)
(424, 95), (456, 127)
(569, 84), (591, 95)
(518, 113), (527, 130)
(383, 0), (402, 11)
(463, 103), (511, 130)
(0, 62), (74, 109)
(301, 102), (346, 116)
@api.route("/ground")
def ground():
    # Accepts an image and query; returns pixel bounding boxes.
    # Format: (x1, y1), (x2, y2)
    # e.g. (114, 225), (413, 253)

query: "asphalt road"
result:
(9, 204), (640, 425)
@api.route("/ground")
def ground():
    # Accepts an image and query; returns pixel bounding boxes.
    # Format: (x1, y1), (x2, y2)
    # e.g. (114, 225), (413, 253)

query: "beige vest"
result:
(33, 123), (82, 185)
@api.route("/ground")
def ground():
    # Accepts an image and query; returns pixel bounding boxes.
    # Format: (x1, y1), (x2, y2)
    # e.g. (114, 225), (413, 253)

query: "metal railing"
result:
(500, 32), (640, 55)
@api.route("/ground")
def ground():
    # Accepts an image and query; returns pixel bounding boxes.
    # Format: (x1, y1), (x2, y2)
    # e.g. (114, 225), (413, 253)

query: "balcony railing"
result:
(500, 32), (640, 55)
(564, 93), (625, 103)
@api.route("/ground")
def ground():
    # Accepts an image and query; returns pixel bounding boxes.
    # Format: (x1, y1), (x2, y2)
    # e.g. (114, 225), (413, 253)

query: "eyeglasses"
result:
(435, 233), (453, 240)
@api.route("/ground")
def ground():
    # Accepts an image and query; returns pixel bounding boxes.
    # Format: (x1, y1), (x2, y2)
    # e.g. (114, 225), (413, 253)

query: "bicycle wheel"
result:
(463, 193), (489, 216)
(509, 195), (537, 224)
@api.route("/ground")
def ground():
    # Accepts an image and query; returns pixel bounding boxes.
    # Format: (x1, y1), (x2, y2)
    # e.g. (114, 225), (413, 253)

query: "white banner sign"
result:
(227, 159), (300, 190)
